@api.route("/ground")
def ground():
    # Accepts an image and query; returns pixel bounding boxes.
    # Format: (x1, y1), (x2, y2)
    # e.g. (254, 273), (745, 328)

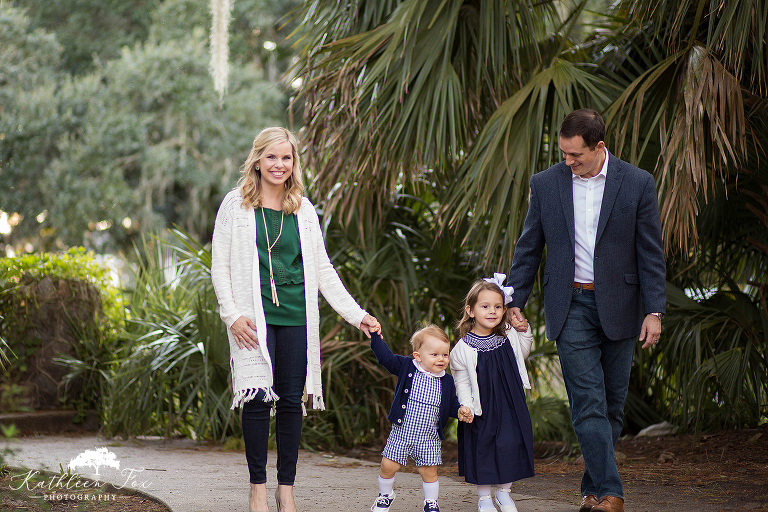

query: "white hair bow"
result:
(483, 273), (514, 305)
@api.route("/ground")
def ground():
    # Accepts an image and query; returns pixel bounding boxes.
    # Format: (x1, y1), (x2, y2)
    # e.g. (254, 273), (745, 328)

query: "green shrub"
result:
(0, 248), (123, 418)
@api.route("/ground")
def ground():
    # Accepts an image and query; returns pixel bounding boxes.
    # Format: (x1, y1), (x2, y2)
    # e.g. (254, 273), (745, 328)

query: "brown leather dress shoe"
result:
(592, 495), (624, 512)
(579, 494), (599, 512)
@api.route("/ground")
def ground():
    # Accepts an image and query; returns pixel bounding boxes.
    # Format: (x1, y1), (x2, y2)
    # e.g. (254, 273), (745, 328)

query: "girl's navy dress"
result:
(458, 332), (534, 485)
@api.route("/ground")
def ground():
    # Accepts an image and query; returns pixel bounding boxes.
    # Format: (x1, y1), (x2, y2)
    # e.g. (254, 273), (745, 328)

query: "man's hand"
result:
(639, 314), (662, 349)
(509, 314), (529, 333)
(508, 307), (526, 328)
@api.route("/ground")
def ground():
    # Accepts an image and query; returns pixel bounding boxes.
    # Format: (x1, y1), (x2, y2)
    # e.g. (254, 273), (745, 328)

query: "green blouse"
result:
(255, 208), (306, 325)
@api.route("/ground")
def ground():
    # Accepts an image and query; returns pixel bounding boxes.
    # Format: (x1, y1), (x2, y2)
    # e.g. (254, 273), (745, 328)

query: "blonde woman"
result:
(211, 127), (380, 512)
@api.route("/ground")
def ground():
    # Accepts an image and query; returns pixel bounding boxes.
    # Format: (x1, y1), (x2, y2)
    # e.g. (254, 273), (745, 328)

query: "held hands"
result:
(508, 307), (528, 332)
(510, 316), (528, 333)
(360, 314), (381, 338)
(230, 316), (259, 350)
(458, 405), (474, 423)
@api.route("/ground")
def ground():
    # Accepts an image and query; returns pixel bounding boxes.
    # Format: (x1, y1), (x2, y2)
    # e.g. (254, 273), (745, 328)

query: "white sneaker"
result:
(494, 489), (519, 512)
(371, 492), (395, 512)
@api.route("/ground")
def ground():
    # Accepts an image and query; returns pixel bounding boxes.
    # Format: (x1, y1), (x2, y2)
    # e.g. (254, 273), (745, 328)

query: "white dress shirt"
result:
(572, 148), (609, 283)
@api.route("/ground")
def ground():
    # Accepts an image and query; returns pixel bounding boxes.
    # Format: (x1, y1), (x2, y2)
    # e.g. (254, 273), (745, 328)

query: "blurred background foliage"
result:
(1, 0), (296, 253)
(0, 0), (766, 452)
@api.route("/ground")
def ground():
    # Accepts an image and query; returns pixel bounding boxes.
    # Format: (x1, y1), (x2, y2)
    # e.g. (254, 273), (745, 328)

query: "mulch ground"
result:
(0, 465), (171, 512)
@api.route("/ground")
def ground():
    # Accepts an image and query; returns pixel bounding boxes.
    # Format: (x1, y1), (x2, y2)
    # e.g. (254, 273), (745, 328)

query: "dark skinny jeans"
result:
(242, 324), (307, 485)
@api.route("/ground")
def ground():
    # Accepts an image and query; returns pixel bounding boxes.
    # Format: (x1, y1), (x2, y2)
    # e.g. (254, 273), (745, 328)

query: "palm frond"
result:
(605, 46), (748, 255)
(441, 59), (617, 269)
(291, 0), (559, 228)
(622, 0), (768, 92)
(649, 282), (768, 431)
(603, 0), (767, 256)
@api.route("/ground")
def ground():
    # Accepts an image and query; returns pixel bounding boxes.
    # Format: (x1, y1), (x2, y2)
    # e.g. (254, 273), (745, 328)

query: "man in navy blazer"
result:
(506, 109), (666, 512)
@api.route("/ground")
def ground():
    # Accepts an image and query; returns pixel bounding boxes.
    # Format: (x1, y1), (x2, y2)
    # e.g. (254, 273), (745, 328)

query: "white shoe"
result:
(478, 497), (497, 511)
(494, 489), (518, 512)
(371, 492), (395, 512)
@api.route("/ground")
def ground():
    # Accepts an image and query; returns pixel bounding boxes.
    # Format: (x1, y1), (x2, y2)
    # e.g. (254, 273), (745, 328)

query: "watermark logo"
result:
(7, 446), (153, 504)
(68, 447), (120, 476)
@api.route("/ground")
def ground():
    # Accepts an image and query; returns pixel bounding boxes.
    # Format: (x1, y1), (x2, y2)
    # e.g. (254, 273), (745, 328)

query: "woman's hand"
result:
(359, 314), (381, 338)
(230, 316), (259, 350)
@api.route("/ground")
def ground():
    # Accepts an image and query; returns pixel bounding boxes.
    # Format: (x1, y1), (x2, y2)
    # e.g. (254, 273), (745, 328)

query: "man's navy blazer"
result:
(507, 151), (666, 341)
(369, 332), (460, 440)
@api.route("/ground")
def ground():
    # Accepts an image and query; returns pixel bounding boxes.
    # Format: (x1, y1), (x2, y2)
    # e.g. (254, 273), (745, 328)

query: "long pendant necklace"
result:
(261, 208), (284, 306)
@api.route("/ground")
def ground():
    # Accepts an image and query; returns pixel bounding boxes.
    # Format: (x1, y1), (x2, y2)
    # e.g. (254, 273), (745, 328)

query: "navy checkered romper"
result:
(382, 364), (443, 467)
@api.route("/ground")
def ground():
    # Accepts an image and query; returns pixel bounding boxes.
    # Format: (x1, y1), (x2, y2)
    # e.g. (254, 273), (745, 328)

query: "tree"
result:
(0, 5), (62, 92)
(0, 6), (66, 251)
(1, 2), (290, 253)
(288, 0), (767, 265)
(40, 33), (285, 251)
(16, 0), (159, 76)
(290, 0), (568, 236)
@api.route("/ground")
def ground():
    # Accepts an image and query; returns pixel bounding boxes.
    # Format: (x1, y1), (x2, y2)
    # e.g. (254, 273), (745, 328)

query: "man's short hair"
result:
(559, 109), (605, 149)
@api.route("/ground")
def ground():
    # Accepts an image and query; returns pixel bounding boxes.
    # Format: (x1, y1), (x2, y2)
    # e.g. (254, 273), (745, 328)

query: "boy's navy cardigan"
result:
(369, 332), (460, 440)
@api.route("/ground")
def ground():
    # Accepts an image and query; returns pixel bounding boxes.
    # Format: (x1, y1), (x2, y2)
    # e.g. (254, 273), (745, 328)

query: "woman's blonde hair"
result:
(456, 280), (508, 339)
(238, 127), (304, 213)
(410, 324), (450, 352)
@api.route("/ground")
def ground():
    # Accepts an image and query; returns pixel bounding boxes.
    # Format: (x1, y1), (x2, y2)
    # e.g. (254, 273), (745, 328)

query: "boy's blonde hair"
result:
(456, 279), (509, 339)
(410, 324), (450, 352)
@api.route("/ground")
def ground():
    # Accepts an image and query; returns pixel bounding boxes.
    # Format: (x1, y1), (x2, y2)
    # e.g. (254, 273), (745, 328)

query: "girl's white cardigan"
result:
(211, 190), (368, 410)
(449, 326), (533, 416)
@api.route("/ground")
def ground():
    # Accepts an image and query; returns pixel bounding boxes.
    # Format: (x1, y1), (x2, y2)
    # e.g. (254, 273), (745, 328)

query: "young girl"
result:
(368, 326), (473, 512)
(449, 274), (535, 512)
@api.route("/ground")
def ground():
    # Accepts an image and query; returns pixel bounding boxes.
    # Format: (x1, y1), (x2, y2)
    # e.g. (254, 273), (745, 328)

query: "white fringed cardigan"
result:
(211, 190), (368, 410)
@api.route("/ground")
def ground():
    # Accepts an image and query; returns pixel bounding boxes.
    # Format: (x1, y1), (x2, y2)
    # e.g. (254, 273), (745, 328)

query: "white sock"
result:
(378, 475), (395, 496)
(477, 485), (492, 507)
(423, 480), (439, 501)
(496, 485), (514, 506)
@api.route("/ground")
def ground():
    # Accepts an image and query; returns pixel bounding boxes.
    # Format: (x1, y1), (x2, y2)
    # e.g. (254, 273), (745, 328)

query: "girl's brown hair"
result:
(456, 279), (508, 339)
(238, 127), (304, 213)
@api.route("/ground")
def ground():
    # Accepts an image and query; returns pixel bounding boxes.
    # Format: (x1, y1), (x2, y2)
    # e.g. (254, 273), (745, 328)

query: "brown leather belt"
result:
(574, 282), (595, 290)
